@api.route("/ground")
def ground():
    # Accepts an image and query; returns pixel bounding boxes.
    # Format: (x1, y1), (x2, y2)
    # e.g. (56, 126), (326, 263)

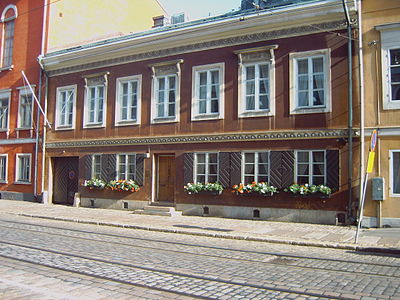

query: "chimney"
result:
(153, 15), (166, 28)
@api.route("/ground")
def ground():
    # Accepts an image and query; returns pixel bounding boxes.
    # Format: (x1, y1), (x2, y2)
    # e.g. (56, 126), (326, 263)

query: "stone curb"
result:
(15, 212), (377, 252)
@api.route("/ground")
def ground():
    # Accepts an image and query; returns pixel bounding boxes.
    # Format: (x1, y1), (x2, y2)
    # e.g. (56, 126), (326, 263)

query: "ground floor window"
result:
(243, 151), (269, 183)
(16, 153), (31, 183)
(391, 150), (400, 196)
(92, 154), (101, 179)
(195, 153), (218, 183)
(295, 150), (325, 185)
(117, 154), (136, 180)
(0, 155), (7, 182)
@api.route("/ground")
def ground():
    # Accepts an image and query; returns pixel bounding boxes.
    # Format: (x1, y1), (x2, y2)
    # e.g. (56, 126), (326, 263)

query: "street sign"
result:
(370, 129), (378, 152)
(367, 151), (375, 173)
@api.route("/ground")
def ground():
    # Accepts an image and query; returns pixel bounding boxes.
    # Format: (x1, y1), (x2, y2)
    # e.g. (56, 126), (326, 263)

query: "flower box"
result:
(232, 182), (278, 196)
(235, 191), (274, 197)
(287, 192), (331, 199)
(184, 182), (224, 195)
(284, 184), (332, 198)
(198, 190), (223, 196)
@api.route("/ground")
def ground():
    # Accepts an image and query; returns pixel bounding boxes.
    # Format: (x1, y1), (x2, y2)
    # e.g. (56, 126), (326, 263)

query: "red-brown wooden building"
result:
(40, 0), (359, 224)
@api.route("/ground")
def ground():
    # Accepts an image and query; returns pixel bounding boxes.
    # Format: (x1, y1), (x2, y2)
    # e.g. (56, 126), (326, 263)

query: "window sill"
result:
(0, 128), (9, 132)
(55, 126), (74, 131)
(0, 180), (7, 184)
(115, 120), (139, 127)
(290, 107), (330, 115)
(192, 113), (222, 121)
(83, 123), (105, 129)
(239, 110), (273, 118)
(0, 65), (13, 72)
(383, 100), (400, 110)
(151, 117), (177, 124)
(14, 181), (31, 185)
(15, 127), (33, 131)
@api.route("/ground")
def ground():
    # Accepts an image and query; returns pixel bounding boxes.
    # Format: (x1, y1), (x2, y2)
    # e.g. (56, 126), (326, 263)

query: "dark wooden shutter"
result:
(218, 152), (230, 188)
(270, 151), (294, 189)
(183, 153), (194, 184)
(326, 150), (339, 191)
(230, 152), (242, 185)
(82, 155), (92, 180)
(101, 154), (117, 182)
(135, 154), (145, 186)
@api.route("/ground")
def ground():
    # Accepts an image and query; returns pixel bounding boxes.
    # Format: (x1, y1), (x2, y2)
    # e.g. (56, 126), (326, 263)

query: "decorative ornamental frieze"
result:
(46, 129), (351, 149)
(47, 20), (346, 77)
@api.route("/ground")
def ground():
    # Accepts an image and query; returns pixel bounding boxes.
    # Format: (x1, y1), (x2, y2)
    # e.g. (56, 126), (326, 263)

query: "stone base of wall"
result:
(176, 203), (344, 225)
(80, 197), (148, 211)
(361, 216), (400, 228)
(0, 191), (35, 202)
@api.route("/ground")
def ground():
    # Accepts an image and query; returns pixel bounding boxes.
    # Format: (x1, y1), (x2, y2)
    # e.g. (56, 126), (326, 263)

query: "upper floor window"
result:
(192, 63), (224, 121)
(15, 153), (31, 184)
(290, 49), (331, 115)
(0, 154), (7, 183)
(0, 90), (10, 130)
(56, 85), (76, 130)
(150, 60), (182, 124)
(377, 24), (400, 110)
(390, 150), (400, 197)
(194, 152), (218, 183)
(243, 151), (269, 184)
(1, 5), (17, 69)
(116, 75), (141, 126)
(295, 150), (326, 185)
(18, 89), (33, 129)
(117, 154), (136, 181)
(83, 73), (108, 128)
(236, 46), (276, 117)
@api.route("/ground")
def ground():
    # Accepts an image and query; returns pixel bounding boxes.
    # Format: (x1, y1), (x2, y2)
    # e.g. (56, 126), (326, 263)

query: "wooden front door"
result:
(157, 155), (175, 202)
(53, 157), (79, 205)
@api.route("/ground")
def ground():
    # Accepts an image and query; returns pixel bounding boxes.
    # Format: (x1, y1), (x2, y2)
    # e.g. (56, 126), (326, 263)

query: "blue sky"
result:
(157, 0), (241, 20)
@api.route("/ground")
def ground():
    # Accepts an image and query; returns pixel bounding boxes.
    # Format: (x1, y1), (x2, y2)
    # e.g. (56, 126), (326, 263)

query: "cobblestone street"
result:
(0, 214), (399, 299)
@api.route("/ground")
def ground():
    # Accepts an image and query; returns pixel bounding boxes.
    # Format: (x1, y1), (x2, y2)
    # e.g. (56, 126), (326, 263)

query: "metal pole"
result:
(355, 172), (368, 243)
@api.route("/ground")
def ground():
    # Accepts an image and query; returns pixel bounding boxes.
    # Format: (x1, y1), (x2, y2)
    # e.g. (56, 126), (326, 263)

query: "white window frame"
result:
(289, 49), (331, 115)
(152, 74), (179, 123)
(92, 154), (102, 179)
(0, 89), (10, 131)
(116, 153), (136, 181)
(378, 24), (400, 110)
(238, 62), (275, 118)
(0, 154), (7, 183)
(194, 152), (219, 184)
(0, 4), (17, 70)
(115, 75), (142, 126)
(15, 153), (31, 184)
(295, 150), (326, 185)
(191, 63), (225, 121)
(390, 150), (400, 197)
(17, 88), (34, 129)
(83, 74), (108, 128)
(242, 151), (270, 184)
(55, 85), (76, 130)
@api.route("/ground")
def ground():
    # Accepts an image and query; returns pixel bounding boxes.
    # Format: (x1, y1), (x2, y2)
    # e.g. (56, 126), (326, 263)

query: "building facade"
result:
(40, 0), (358, 225)
(360, 0), (400, 227)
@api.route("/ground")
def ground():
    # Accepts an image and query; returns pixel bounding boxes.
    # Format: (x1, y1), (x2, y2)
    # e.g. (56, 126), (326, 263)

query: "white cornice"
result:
(40, 0), (356, 76)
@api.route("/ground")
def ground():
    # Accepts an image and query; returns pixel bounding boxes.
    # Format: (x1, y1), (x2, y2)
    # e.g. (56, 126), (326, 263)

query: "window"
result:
(295, 150), (326, 185)
(192, 63), (224, 120)
(1, 5), (17, 69)
(92, 155), (101, 179)
(116, 76), (141, 125)
(236, 46), (276, 117)
(0, 90), (10, 130)
(243, 152), (269, 184)
(150, 60), (182, 123)
(18, 90), (33, 129)
(290, 49), (331, 114)
(16, 153), (31, 183)
(56, 85), (76, 129)
(377, 24), (400, 110)
(117, 154), (136, 180)
(83, 73), (108, 128)
(0, 154), (7, 182)
(390, 150), (400, 196)
(194, 153), (218, 183)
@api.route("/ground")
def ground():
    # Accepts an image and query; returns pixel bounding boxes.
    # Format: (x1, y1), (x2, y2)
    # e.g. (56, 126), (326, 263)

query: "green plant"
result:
(107, 179), (140, 192)
(83, 178), (106, 189)
(232, 182), (278, 195)
(284, 183), (332, 196)
(184, 182), (224, 194)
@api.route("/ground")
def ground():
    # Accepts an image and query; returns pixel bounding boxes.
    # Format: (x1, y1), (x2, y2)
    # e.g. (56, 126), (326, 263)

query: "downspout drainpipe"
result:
(342, 0), (353, 221)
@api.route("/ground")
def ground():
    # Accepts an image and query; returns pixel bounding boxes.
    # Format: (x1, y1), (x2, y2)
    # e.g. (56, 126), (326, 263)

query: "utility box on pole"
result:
(372, 177), (385, 201)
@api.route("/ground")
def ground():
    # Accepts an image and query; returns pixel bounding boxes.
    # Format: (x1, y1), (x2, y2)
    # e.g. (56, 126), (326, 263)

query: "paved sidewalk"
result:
(0, 200), (399, 253)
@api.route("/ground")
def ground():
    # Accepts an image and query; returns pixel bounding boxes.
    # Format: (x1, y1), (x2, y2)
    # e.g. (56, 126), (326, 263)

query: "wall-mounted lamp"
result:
(145, 152), (150, 159)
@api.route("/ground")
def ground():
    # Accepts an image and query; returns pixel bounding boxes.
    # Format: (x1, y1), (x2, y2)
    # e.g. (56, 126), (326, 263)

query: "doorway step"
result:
(134, 203), (182, 217)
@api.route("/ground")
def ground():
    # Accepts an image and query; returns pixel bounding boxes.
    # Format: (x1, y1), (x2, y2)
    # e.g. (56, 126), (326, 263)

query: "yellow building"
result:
(44, 0), (165, 52)
(361, 0), (400, 227)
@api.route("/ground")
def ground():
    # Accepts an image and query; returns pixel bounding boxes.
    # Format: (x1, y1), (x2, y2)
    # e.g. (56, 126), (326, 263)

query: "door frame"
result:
(154, 154), (176, 203)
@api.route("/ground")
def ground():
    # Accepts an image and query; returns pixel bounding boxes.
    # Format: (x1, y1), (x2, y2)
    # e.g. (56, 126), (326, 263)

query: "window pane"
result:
(196, 175), (205, 183)
(244, 164), (255, 174)
(259, 79), (268, 94)
(392, 85), (400, 101)
(258, 152), (269, 163)
(313, 176), (324, 185)
(199, 72), (207, 85)
(3, 20), (14, 66)
(158, 78), (165, 90)
(197, 164), (205, 175)
(246, 66), (255, 80)
(298, 176), (308, 185)
(211, 71), (219, 84)
(298, 75), (308, 90)
(312, 57), (324, 73)
(208, 153), (218, 164)
(199, 86), (207, 100)
(258, 175), (268, 182)
(197, 154), (205, 163)
(244, 153), (255, 163)
(297, 152), (309, 163)
(313, 90), (324, 106)
(393, 152), (400, 194)
(211, 99), (219, 113)
(259, 64), (269, 79)
(313, 151), (324, 162)
(209, 164), (218, 175)
(258, 164), (268, 175)
(390, 49), (400, 66)
(297, 59), (308, 74)
(391, 67), (400, 83)
(208, 175), (218, 183)
(244, 176), (254, 184)
(259, 95), (269, 110)
(297, 164), (309, 175)
(313, 164), (324, 175)
(199, 100), (206, 114)
(246, 96), (255, 110)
